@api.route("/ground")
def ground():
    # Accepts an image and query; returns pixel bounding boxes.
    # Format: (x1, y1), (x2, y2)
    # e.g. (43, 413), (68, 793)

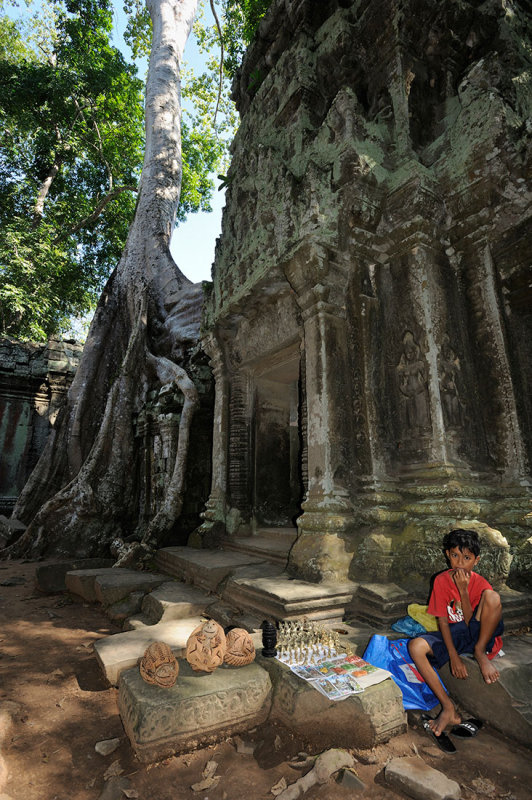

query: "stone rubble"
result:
(95, 738), (121, 757)
(385, 756), (461, 800)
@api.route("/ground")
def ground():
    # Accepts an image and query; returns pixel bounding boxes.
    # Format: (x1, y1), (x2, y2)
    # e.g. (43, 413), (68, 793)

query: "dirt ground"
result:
(0, 559), (531, 800)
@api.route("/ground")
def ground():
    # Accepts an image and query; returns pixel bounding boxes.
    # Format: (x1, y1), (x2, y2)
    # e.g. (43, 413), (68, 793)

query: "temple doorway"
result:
(252, 346), (302, 529)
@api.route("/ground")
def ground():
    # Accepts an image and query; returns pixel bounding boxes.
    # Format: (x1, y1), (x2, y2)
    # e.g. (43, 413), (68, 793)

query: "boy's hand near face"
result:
(452, 568), (470, 591)
(452, 568), (474, 623)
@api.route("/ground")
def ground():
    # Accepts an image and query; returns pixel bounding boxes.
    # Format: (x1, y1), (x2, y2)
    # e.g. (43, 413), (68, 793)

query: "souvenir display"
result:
(186, 619), (226, 673)
(275, 619), (390, 701)
(139, 641), (179, 687)
(275, 619), (351, 665)
(224, 627), (256, 666)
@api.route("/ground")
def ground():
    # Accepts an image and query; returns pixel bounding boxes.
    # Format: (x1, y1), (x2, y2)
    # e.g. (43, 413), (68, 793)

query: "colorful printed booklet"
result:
(288, 654), (391, 701)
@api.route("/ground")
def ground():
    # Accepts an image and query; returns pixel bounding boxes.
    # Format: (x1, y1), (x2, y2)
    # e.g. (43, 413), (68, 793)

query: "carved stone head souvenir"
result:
(224, 627), (256, 667)
(139, 641), (179, 687)
(185, 619), (226, 673)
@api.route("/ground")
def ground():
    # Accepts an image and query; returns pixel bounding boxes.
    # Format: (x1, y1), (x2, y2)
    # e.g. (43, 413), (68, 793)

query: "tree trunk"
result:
(4, 0), (201, 561)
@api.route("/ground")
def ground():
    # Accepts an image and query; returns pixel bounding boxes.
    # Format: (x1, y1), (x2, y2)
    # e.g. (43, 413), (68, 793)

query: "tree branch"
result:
(32, 160), (61, 228)
(209, 0), (224, 127)
(54, 185), (138, 241)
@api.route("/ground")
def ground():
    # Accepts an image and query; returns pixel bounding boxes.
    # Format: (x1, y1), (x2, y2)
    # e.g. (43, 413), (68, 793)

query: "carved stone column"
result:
(464, 241), (528, 482)
(406, 243), (449, 466)
(228, 367), (252, 524)
(189, 333), (229, 547)
(284, 244), (356, 582)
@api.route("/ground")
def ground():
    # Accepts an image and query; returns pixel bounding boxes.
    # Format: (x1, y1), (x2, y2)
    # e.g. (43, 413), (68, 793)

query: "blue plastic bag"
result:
(362, 634), (446, 711)
(391, 615), (427, 637)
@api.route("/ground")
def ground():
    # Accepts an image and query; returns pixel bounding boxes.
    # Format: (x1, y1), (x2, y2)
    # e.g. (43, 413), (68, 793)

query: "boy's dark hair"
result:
(443, 528), (481, 557)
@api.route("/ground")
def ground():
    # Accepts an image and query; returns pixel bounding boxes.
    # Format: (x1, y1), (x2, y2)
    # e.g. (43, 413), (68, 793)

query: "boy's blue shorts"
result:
(418, 613), (504, 669)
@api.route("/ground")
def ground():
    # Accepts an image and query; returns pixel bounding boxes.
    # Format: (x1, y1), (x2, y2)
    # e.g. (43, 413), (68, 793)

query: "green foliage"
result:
(122, 0), (151, 60)
(0, 0), (144, 339)
(0, 0), (226, 340)
(219, 0), (272, 76)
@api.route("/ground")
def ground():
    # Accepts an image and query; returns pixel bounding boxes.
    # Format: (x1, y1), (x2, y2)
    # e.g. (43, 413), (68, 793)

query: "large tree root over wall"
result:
(1, 0), (202, 564)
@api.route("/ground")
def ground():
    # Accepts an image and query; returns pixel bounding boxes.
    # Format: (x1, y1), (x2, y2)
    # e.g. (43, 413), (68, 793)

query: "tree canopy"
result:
(0, 0), (226, 340)
(2, 0), (274, 562)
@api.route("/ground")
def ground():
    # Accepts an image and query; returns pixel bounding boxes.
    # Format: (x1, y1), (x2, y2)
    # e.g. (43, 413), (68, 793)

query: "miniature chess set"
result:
(275, 619), (351, 666)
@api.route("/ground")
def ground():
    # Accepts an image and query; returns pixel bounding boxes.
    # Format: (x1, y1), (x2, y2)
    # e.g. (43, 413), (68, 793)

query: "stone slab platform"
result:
(258, 654), (406, 749)
(438, 633), (532, 748)
(118, 660), (272, 762)
(223, 533), (297, 565)
(65, 568), (166, 604)
(154, 547), (275, 592)
(223, 573), (358, 622)
(35, 559), (114, 593)
(141, 581), (211, 624)
(94, 617), (203, 685)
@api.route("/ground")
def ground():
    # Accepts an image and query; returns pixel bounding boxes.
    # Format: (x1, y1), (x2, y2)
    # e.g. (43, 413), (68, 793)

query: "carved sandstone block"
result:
(118, 660), (272, 762)
(260, 656), (406, 749)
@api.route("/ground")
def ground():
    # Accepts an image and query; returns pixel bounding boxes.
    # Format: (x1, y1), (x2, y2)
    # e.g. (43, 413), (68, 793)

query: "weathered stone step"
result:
(154, 546), (281, 592)
(94, 617), (204, 685)
(252, 527), (298, 541)
(439, 632), (532, 748)
(499, 589), (532, 632)
(140, 581), (212, 624)
(123, 614), (152, 631)
(35, 558), (114, 593)
(65, 567), (166, 605)
(223, 535), (296, 564)
(222, 573), (358, 623)
(346, 582), (413, 627)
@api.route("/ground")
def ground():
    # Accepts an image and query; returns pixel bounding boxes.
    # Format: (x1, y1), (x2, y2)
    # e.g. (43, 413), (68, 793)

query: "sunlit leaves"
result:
(0, 0), (144, 339)
(0, 0), (273, 340)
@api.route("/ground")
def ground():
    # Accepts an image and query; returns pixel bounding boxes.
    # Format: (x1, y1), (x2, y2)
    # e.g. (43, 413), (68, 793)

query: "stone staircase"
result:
(154, 541), (359, 624)
(51, 543), (532, 754)
(221, 527), (298, 565)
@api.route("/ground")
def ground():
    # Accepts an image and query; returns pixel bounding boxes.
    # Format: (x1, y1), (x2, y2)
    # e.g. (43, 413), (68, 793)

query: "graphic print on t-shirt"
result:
(447, 598), (464, 623)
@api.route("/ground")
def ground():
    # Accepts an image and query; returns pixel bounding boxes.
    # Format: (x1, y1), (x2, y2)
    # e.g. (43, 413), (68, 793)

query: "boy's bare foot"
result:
(429, 706), (461, 736)
(475, 650), (500, 684)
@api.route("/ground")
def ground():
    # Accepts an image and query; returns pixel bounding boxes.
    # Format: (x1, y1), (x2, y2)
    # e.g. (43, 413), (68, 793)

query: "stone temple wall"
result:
(201, 0), (532, 590)
(0, 337), (213, 546)
(0, 338), (82, 516)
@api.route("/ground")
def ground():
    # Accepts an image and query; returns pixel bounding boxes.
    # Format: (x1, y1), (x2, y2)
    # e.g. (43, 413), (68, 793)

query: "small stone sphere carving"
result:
(186, 619), (226, 673)
(139, 641), (179, 688)
(224, 627), (256, 667)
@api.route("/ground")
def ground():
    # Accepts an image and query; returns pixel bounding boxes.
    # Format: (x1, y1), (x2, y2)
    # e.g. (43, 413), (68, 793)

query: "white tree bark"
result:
(5, 0), (202, 561)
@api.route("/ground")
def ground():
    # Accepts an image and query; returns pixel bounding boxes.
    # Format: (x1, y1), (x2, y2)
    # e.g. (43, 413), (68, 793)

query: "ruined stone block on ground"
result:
(260, 655), (406, 750)
(118, 660), (272, 762)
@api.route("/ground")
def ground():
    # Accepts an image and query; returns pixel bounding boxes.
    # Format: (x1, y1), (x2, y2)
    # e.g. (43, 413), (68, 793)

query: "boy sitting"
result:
(408, 528), (503, 738)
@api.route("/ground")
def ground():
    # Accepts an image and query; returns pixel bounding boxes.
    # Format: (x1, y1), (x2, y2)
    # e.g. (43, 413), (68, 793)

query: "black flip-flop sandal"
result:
(450, 718), (483, 738)
(421, 715), (457, 754)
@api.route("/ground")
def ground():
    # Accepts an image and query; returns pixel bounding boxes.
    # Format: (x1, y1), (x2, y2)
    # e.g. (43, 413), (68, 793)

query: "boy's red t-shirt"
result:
(427, 569), (503, 659)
